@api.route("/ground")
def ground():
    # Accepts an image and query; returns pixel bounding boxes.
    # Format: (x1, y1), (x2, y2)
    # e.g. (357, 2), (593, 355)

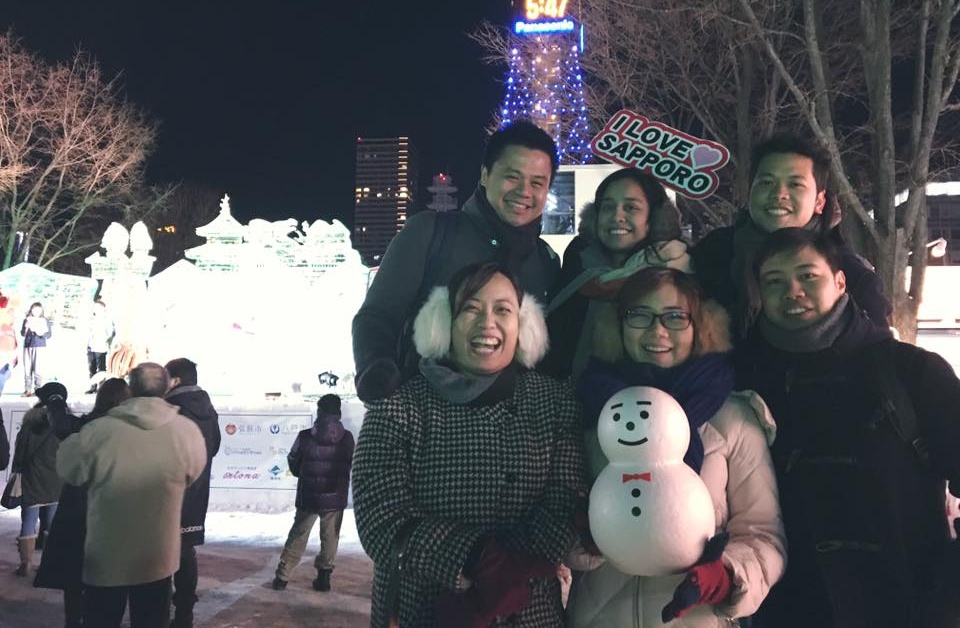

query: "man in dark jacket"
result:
(352, 120), (560, 402)
(690, 133), (891, 337)
(272, 394), (354, 592)
(165, 358), (221, 628)
(736, 228), (960, 627)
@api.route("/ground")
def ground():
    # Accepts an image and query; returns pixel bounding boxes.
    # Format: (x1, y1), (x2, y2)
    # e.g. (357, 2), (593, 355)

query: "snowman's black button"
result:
(631, 488), (641, 498)
(631, 507), (641, 517)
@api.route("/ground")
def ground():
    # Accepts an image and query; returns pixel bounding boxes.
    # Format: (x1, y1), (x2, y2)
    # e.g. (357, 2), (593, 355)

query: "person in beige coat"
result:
(57, 362), (207, 628)
(565, 268), (786, 627)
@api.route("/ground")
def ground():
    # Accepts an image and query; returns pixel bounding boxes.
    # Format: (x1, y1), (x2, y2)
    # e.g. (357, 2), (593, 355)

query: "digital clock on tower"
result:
(525, 0), (569, 21)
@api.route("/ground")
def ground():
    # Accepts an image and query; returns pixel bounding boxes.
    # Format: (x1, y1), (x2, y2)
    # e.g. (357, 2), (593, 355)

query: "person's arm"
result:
(711, 392), (787, 618)
(337, 432), (355, 496)
(286, 433), (304, 477)
(210, 411), (221, 457)
(898, 345), (960, 491)
(10, 418), (29, 473)
(184, 421), (207, 486)
(41, 317), (51, 339)
(352, 392), (487, 590)
(497, 378), (586, 563)
(0, 410), (9, 471)
(351, 213), (437, 400)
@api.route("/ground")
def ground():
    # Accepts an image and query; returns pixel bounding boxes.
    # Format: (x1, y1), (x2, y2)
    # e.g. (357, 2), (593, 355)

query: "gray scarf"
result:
(419, 358), (500, 404)
(758, 294), (851, 353)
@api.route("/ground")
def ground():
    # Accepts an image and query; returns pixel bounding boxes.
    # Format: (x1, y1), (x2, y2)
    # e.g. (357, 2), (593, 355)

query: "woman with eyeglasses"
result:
(542, 169), (691, 379)
(565, 267), (785, 627)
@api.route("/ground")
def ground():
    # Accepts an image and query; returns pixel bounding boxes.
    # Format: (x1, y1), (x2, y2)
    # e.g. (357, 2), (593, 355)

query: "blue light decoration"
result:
(500, 2), (591, 165)
(513, 19), (575, 34)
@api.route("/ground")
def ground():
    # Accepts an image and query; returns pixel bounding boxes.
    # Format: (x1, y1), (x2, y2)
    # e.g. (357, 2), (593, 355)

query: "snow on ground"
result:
(203, 509), (362, 547)
(0, 507), (364, 550)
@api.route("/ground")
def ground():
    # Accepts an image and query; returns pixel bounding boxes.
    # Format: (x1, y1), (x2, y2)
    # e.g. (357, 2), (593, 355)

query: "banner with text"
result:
(590, 109), (730, 199)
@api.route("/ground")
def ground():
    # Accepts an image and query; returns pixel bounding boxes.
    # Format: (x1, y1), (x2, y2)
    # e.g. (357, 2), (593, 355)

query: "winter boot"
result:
(312, 568), (332, 592)
(15, 536), (35, 576)
(271, 577), (288, 591)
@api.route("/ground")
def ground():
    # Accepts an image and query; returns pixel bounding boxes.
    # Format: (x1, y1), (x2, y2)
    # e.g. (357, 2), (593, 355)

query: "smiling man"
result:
(736, 228), (960, 626)
(352, 121), (560, 402)
(690, 134), (890, 337)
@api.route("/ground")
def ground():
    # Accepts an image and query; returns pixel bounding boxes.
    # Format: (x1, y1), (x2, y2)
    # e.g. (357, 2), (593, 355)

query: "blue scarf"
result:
(577, 353), (735, 472)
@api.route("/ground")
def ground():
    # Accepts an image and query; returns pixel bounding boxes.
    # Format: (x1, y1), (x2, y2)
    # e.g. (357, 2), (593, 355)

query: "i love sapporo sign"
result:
(590, 110), (730, 199)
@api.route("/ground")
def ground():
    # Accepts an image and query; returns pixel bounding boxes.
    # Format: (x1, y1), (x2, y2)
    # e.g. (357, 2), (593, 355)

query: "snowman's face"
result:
(597, 386), (690, 463)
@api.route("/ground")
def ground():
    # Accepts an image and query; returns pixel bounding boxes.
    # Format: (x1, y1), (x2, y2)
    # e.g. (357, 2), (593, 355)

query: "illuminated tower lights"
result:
(500, 36), (590, 165)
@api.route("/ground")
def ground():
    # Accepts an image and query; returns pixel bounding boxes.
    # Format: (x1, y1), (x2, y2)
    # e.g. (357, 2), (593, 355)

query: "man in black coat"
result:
(272, 394), (354, 592)
(165, 358), (220, 628)
(735, 228), (960, 627)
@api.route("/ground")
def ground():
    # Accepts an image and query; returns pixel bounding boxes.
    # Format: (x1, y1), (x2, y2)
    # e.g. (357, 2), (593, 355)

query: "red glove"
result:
(468, 538), (555, 621)
(662, 532), (732, 622)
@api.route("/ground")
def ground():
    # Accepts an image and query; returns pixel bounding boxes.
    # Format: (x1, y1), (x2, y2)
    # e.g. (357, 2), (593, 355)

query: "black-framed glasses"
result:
(623, 309), (693, 330)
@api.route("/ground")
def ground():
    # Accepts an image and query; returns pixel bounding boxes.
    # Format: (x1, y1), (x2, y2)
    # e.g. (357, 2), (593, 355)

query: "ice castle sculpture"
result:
(145, 195), (369, 397)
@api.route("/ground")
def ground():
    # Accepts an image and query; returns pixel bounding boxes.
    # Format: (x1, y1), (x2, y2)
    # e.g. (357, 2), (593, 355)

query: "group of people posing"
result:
(350, 121), (960, 627)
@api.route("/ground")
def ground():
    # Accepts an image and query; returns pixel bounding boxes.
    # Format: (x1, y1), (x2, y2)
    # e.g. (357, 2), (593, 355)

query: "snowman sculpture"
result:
(589, 386), (714, 576)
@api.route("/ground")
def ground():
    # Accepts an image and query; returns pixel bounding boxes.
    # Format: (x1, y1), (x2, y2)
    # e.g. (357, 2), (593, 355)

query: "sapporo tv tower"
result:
(500, 0), (591, 165)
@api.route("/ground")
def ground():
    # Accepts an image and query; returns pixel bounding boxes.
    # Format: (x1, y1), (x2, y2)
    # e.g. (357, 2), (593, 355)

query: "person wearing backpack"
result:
(736, 228), (960, 627)
(352, 120), (560, 402)
(272, 394), (354, 593)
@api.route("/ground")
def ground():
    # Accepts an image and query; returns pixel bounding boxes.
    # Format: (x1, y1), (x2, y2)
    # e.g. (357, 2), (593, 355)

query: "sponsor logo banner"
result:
(211, 413), (313, 490)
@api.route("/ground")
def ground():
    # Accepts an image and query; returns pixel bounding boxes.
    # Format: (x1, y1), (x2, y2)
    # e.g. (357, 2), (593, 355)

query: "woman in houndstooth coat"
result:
(353, 262), (586, 628)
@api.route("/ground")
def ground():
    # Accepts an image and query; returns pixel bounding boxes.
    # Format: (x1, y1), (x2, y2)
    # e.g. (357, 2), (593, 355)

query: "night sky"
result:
(1, 1), (515, 227)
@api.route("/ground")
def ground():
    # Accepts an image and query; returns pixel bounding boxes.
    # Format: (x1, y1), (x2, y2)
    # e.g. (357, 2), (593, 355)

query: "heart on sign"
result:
(690, 145), (724, 169)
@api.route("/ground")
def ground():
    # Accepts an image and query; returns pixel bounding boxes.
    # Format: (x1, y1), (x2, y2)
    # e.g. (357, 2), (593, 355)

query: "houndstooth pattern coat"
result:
(353, 370), (585, 628)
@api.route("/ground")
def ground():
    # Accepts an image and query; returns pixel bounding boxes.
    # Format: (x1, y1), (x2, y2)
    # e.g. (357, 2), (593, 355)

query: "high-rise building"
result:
(353, 136), (418, 266)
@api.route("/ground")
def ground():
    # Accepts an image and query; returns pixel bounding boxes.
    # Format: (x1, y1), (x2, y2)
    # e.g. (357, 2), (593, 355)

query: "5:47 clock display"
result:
(525, 0), (569, 21)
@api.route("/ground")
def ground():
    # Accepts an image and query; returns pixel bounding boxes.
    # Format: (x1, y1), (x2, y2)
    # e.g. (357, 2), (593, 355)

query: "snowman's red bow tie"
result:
(622, 472), (652, 483)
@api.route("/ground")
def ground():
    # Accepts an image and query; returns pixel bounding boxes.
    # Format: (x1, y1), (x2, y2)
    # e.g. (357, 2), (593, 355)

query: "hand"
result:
(356, 358), (401, 402)
(662, 532), (732, 623)
(467, 538), (554, 621)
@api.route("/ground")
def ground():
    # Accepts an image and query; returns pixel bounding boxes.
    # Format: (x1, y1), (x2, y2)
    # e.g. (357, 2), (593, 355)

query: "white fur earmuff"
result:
(412, 285), (550, 368)
(413, 287), (453, 360)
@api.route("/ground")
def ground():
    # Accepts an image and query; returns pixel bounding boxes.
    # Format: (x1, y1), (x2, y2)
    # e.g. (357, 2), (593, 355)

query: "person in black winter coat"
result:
(690, 134), (891, 338)
(273, 394), (354, 593)
(735, 228), (960, 627)
(165, 358), (221, 628)
(35, 378), (131, 628)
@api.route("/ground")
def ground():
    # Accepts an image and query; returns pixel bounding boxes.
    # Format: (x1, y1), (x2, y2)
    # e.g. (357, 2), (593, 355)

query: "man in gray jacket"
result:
(352, 120), (561, 401)
(57, 362), (207, 628)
